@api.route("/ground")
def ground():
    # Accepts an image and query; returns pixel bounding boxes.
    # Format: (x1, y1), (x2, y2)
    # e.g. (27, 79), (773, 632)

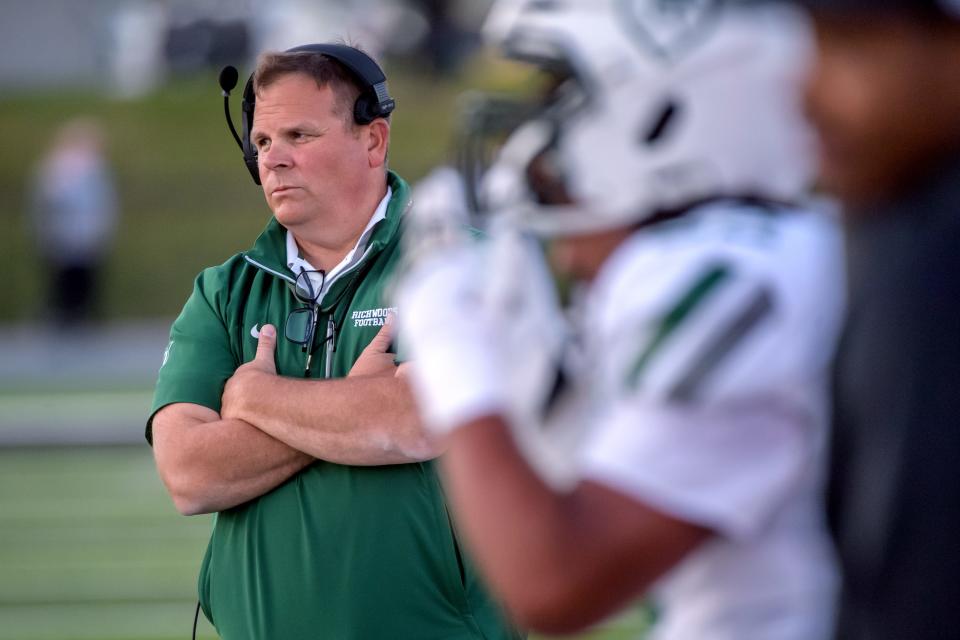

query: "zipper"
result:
(324, 316), (336, 379)
(303, 304), (320, 378)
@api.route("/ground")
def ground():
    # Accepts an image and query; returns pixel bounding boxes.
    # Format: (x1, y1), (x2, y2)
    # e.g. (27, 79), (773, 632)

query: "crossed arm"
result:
(152, 321), (436, 515)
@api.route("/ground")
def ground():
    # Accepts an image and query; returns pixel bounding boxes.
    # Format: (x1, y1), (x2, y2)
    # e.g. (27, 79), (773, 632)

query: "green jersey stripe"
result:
(627, 262), (732, 389)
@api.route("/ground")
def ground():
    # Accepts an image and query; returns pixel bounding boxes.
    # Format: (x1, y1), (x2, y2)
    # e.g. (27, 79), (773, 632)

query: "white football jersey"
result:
(571, 199), (845, 639)
(409, 192), (846, 637)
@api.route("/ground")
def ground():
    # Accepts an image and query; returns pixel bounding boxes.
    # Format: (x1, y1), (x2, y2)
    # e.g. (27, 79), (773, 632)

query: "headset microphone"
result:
(218, 44), (396, 186)
(219, 65), (243, 152)
(219, 65), (239, 94)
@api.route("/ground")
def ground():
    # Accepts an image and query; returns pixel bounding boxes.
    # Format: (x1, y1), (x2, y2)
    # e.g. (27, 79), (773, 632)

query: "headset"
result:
(218, 43), (396, 185)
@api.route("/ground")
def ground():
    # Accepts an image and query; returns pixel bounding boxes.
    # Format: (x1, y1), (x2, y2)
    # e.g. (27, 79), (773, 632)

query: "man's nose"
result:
(260, 142), (292, 172)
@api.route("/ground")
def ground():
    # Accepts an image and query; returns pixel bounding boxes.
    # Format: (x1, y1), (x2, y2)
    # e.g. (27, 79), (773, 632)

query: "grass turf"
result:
(0, 446), (647, 640)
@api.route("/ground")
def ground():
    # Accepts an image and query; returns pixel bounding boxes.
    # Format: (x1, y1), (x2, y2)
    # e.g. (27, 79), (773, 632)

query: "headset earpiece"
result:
(353, 94), (379, 125)
(240, 74), (261, 185)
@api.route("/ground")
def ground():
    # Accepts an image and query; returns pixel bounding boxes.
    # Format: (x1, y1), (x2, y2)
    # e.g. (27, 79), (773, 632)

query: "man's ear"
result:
(367, 118), (390, 169)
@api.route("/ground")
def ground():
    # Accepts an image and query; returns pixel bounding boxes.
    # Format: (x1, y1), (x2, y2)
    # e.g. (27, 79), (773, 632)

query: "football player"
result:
(397, 1), (845, 638)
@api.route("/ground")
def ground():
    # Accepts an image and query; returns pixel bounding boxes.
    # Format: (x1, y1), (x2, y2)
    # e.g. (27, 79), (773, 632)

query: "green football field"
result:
(0, 446), (648, 640)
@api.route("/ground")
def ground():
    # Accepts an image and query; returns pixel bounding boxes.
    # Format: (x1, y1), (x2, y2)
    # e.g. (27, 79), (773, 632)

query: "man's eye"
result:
(256, 139), (270, 151)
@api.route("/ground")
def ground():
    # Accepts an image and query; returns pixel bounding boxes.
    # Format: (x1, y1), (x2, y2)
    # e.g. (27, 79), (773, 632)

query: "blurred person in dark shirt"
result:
(29, 118), (118, 327)
(793, 1), (960, 638)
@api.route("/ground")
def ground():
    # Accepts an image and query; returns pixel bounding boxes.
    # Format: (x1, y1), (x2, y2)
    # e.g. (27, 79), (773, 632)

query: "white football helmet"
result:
(464, 0), (817, 236)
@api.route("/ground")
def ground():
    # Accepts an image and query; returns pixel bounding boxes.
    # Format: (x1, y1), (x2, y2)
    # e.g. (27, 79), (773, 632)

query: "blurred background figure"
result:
(791, 0), (960, 638)
(28, 117), (118, 328)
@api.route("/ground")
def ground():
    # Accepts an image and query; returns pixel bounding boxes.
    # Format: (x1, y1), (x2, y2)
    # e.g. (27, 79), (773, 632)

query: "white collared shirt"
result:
(286, 186), (392, 304)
